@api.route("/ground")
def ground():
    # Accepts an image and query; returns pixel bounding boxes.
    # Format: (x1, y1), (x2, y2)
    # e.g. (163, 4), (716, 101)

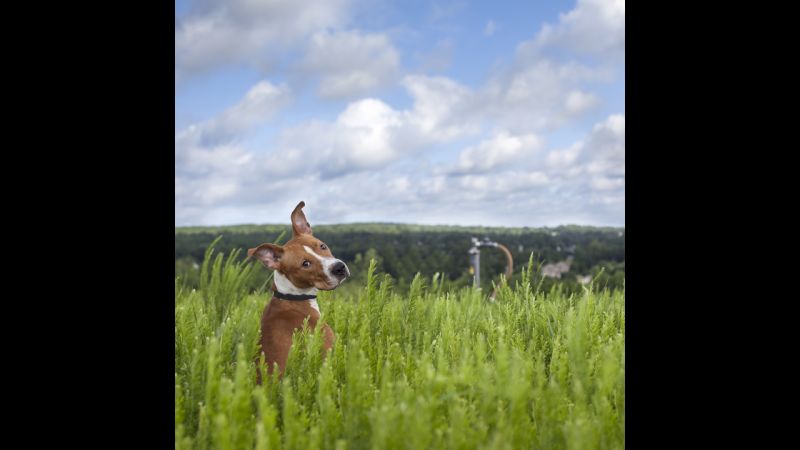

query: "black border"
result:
(13, 1), (176, 445)
(625, 1), (750, 446)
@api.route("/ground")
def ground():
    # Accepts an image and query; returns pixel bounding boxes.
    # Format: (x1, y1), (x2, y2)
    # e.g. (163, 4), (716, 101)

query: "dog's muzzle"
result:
(331, 261), (350, 280)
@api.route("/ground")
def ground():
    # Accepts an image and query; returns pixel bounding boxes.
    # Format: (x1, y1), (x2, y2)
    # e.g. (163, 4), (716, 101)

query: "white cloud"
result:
(520, 0), (625, 61)
(295, 167), (557, 226)
(274, 98), (405, 177)
(263, 74), (481, 179)
(426, 113), (624, 225)
(175, 0), (353, 81)
(391, 1), (623, 138)
(449, 131), (543, 174)
(480, 59), (612, 132)
(591, 176), (624, 191)
(565, 90), (600, 115)
(541, 114), (625, 183)
(301, 30), (401, 98)
(174, 1), (625, 227)
(175, 80), (290, 175)
(546, 142), (582, 168)
(185, 74), (480, 223)
(176, 81), (288, 157)
(494, 171), (550, 191)
(197, 81), (290, 141)
(582, 113), (625, 177)
(175, 87), (624, 226)
(402, 75), (478, 141)
(175, 80), (294, 223)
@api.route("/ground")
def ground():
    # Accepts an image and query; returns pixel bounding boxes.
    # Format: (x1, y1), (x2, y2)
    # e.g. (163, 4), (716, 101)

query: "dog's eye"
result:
(320, 244), (327, 250)
(302, 260), (311, 268)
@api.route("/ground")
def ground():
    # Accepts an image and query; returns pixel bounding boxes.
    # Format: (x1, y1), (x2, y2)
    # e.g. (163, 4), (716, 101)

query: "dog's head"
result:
(248, 201), (350, 291)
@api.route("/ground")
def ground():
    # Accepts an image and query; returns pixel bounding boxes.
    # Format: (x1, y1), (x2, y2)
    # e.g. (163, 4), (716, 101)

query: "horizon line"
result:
(175, 221), (625, 229)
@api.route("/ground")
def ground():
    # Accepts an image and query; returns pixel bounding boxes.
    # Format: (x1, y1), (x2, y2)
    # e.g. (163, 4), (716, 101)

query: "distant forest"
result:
(175, 223), (625, 294)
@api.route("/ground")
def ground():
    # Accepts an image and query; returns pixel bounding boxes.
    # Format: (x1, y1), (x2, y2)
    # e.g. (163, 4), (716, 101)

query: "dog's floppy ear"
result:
(290, 201), (312, 237)
(247, 243), (284, 270)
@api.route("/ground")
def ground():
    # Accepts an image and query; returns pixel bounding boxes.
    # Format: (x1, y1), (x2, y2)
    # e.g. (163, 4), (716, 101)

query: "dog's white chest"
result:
(309, 299), (320, 314)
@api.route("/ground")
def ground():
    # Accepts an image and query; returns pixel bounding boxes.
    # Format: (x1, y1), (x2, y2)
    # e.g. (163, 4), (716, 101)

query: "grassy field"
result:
(175, 244), (625, 450)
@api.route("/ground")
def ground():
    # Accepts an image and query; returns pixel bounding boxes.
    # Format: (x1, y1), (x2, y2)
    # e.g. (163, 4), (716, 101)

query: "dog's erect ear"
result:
(247, 243), (284, 270)
(290, 201), (312, 237)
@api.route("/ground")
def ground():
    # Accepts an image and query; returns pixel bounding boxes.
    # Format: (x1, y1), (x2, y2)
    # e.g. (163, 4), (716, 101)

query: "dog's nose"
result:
(331, 261), (349, 279)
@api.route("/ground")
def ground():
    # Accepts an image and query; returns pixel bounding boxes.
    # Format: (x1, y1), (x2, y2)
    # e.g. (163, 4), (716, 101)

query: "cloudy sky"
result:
(175, 0), (624, 227)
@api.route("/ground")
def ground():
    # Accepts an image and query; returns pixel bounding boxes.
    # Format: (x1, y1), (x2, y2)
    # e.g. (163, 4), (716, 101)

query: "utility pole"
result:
(468, 237), (513, 296)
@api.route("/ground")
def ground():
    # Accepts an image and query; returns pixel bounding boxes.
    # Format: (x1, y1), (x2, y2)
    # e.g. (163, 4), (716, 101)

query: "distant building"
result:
(542, 256), (573, 279)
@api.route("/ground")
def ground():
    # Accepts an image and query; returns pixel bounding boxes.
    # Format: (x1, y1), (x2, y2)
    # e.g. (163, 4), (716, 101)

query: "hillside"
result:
(175, 223), (624, 293)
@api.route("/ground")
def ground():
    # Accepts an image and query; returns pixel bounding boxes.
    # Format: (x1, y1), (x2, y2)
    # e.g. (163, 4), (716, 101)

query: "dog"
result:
(248, 201), (350, 381)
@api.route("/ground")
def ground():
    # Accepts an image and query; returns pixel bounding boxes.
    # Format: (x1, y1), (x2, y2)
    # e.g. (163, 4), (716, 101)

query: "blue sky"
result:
(175, 0), (625, 227)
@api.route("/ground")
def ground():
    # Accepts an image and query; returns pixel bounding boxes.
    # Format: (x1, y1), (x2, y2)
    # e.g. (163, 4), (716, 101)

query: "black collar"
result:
(273, 290), (317, 301)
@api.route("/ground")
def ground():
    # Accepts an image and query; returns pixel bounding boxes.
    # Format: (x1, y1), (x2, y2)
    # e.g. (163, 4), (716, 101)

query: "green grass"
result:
(175, 245), (625, 450)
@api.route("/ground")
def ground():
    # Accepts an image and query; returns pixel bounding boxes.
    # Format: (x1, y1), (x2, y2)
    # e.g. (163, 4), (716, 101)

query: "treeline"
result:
(175, 223), (624, 294)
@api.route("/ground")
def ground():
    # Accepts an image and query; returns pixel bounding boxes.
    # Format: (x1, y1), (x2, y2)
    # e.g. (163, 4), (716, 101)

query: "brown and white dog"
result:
(248, 201), (350, 381)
